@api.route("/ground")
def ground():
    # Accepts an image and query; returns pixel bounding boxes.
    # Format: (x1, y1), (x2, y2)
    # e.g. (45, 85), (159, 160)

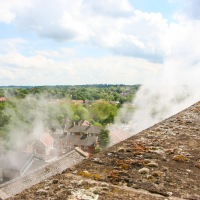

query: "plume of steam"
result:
(131, 85), (200, 133)
(109, 20), (200, 144)
(131, 29), (200, 133)
(2, 94), (70, 150)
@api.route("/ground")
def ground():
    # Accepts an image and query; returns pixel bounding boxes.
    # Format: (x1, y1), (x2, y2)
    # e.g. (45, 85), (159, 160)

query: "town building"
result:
(71, 100), (84, 105)
(53, 120), (101, 154)
(0, 97), (6, 102)
(32, 132), (54, 156)
(0, 121), (100, 185)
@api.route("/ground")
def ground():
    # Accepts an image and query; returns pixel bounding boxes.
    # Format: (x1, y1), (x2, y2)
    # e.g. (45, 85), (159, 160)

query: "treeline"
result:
(0, 84), (140, 104)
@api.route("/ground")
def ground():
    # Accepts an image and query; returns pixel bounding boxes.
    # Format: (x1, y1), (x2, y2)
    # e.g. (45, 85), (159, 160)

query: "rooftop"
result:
(65, 124), (101, 135)
(38, 132), (54, 147)
(65, 135), (98, 147)
(0, 97), (6, 102)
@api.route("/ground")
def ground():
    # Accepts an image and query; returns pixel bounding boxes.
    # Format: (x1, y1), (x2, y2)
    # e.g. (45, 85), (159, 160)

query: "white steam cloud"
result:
(109, 18), (200, 144)
(2, 94), (70, 150)
(132, 19), (200, 133)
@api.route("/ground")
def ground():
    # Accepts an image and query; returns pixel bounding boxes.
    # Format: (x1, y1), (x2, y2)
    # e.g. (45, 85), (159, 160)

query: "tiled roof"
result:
(69, 125), (88, 133)
(64, 122), (74, 132)
(0, 97), (6, 102)
(86, 126), (101, 134)
(65, 135), (98, 147)
(78, 120), (91, 126)
(66, 125), (101, 134)
(39, 133), (54, 147)
(22, 158), (46, 176)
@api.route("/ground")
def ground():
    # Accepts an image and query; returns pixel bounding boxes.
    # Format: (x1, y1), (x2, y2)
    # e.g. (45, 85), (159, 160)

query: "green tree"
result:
(90, 100), (118, 125)
(98, 129), (109, 148)
(70, 104), (90, 122)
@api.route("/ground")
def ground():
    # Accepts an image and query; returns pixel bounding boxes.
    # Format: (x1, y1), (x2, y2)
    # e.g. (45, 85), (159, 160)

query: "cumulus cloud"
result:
(13, 0), (91, 42)
(0, 0), (30, 23)
(87, 9), (169, 62)
(0, 49), (161, 86)
(174, 0), (200, 20)
(0, 1), (15, 23)
(0, 0), (170, 62)
(102, 11), (168, 62)
(0, 38), (27, 54)
(0, 0), (200, 87)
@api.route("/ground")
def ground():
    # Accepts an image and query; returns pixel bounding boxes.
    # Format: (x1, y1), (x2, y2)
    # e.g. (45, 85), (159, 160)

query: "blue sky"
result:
(129, 0), (178, 19)
(0, 0), (200, 86)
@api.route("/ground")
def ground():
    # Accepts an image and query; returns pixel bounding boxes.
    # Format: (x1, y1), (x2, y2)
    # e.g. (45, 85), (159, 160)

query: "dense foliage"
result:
(0, 84), (140, 103)
(0, 85), (139, 147)
(98, 129), (109, 148)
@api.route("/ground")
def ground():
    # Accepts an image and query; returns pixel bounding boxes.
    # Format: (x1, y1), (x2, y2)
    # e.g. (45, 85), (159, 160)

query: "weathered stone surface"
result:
(5, 101), (200, 200)
(35, 189), (48, 195)
(147, 162), (159, 167)
(138, 168), (150, 174)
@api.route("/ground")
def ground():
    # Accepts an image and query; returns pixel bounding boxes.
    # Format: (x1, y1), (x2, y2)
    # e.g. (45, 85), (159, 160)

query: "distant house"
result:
(32, 132), (54, 156)
(63, 120), (101, 153)
(120, 92), (129, 97)
(0, 97), (6, 102)
(84, 100), (96, 106)
(78, 119), (91, 126)
(52, 120), (101, 154)
(52, 130), (66, 154)
(108, 101), (120, 106)
(0, 151), (45, 184)
(71, 100), (84, 105)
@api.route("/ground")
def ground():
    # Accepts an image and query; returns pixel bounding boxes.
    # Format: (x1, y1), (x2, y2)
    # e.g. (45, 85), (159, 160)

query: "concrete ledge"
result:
(75, 147), (88, 158)
(0, 189), (8, 200)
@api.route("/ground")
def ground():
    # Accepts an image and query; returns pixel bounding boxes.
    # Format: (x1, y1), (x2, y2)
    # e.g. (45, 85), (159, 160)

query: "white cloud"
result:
(0, 0), (200, 87)
(0, 0), (31, 23)
(14, 0), (88, 41)
(0, 38), (27, 54)
(173, 0), (200, 20)
(0, 1), (15, 23)
(0, 0), (170, 62)
(35, 50), (59, 58)
(0, 49), (161, 85)
(94, 11), (168, 62)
